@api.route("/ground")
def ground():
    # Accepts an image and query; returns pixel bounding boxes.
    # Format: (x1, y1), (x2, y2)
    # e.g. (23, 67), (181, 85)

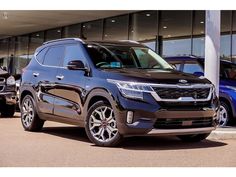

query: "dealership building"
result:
(0, 10), (235, 75)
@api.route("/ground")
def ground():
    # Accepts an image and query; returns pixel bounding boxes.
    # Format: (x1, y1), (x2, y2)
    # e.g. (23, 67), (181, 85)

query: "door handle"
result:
(33, 72), (39, 77)
(56, 75), (64, 80)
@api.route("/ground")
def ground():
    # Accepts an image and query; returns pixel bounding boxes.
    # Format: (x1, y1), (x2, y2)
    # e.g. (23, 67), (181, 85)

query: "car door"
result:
(53, 43), (87, 121)
(33, 45), (64, 115)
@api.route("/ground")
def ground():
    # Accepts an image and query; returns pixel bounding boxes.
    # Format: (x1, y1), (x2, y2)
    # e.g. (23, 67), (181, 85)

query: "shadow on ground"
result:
(41, 126), (227, 150)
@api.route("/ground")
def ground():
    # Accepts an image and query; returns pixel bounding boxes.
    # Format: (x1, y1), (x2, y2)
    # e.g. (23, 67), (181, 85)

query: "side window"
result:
(36, 47), (48, 64)
(222, 63), (236, 80)
(63, 44), (86, 67)
(183, 61), (203, 74)
(43, 46), (64, 67)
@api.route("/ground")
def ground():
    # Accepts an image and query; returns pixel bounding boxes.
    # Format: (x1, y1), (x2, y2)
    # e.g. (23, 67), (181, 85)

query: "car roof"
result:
(165, 56), (236, 65)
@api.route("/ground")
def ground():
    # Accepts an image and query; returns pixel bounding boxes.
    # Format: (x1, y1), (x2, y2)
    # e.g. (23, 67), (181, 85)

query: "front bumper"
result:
(0, 92), (17, 105)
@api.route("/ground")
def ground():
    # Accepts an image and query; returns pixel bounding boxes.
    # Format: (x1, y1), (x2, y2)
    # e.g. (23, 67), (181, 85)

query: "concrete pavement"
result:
(0, 113), (236, 167)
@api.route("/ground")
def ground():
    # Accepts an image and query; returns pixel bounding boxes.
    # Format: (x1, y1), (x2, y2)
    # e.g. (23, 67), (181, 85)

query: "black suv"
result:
(0, 67), (16, 117)
(20, 38), (219, 146)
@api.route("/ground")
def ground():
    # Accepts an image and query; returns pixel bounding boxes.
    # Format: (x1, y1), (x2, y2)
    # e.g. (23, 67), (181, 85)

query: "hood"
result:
(102, 68), (211, 84)
(0, 69), (10, 78)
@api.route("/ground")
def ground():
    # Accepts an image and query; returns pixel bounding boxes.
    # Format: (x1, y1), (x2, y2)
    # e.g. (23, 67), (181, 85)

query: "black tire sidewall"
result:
(85, 101), (122, 147)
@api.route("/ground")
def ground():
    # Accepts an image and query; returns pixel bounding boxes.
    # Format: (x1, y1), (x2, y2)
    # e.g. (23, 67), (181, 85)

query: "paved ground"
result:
(0, 113), (236, 167)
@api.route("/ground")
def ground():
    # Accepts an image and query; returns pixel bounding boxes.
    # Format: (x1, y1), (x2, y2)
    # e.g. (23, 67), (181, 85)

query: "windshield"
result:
(85, 44), (172, 69)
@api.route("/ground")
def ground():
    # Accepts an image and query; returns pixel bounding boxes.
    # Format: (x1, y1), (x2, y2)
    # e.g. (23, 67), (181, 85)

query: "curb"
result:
(208, 127), (236, 140)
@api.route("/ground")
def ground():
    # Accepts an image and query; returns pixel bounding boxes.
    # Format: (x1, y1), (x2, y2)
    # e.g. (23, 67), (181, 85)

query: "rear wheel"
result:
(219, 101), (230, 127)
(178, 133), (210, 142)
(85, 101), (122, 147)
(1, 104), (15, 117)
(21, 95), (44, 131)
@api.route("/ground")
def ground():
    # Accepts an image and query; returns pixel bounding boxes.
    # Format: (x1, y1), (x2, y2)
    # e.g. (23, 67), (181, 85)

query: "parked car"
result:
(165, 56), (236, 127)
(20, 38), (219, 146)
(0, 66), (16, 117)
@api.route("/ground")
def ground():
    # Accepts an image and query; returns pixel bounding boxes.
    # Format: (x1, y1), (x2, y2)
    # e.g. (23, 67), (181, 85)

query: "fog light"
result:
(127, 111), (134, 124)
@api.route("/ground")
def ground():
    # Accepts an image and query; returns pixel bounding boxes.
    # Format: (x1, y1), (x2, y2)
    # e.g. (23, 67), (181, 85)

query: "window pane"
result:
(63, 45), (86, 67)
(0, 39), (9, 68)
(221, 11), (231, 60)
(8, 37), (15, 74)
(159, 11), (192, 57)
(45, 28), (62, 41)
(130, 11), (157, 41)
(142, 41), (156, 51)
(36, 47), (48, 64)
(183, 62), (203, 74)
(64, 24), (81, 38)
(43, 46), (64, 66)
(104, 15), (129, 40)
(163, 39), (191, 57)
(232, 11), (236, 62)
(82, 20), (103, 40)
(15, 35), (29, 74)
(192, 11), (205, 57)
(29, 31), (44, 59)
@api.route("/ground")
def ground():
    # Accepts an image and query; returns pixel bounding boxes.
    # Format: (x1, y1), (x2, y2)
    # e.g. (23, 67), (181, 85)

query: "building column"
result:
(205, 10), (221, 96)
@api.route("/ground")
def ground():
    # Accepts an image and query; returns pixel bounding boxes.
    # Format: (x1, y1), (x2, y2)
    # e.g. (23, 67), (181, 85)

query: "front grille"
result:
(154, 117), (213, 129)
(152, 87), (210, 99)
(0, 86), (4, 92)
(0, 77), (5, 83)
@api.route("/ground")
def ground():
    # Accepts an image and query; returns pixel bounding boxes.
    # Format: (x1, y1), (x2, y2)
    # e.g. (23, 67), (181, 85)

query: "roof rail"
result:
(43, 38), (84, 45)
(118, 40), (140, 44)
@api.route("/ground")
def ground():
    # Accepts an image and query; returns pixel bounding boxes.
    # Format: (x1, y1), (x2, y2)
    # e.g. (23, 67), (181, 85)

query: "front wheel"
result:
(21, 95), (44, 131)
(219, 102), (230, 127)
(177, 133), (210, 142)
(85, 101), (122, 147)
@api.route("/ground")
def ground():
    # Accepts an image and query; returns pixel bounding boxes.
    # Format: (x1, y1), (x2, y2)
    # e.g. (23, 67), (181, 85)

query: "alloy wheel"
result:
(21, 97), (35, 128)
(219, 105), (228, 127)
(89, 106), (118, 143)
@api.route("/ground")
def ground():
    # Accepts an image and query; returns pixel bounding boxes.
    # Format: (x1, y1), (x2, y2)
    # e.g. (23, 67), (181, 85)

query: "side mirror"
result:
(193, 71), (204, 77)
(67, 60), (88, 71)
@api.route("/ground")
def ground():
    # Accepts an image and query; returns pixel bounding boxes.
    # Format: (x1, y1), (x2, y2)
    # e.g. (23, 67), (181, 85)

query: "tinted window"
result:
(222, 63), (236, 80)
(63, 44), (86, 67)
(43, 46), (64, 67)
(85, 44), (172, 69)
(36, 48), (48, 64)
(183, 61), (203, 74)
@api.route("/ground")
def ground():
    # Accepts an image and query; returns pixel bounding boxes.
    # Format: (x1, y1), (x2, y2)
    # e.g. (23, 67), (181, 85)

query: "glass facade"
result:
(1, 10), (236, 75)
(82, 20), (103, 40)
(104, 15), (129, 40)
(159, 11), (192, 57)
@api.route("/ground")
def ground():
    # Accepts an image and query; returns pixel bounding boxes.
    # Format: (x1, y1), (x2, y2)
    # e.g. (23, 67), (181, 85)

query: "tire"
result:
(219, 101), (230, 127)
(177, 133), (210, 142)
(1, 104), (15, 117)
(20, 95), (44, 131)
(85, 100), (122, 147)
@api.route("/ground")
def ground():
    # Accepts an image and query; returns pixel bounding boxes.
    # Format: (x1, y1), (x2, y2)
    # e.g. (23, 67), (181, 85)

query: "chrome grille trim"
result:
(151, 84), (213, 102)
(0, 77), (5, 84)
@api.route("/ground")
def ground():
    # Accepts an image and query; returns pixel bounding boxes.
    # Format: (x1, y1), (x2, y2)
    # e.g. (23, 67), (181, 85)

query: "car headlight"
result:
(6, 76), (16, 85)
(107, 79), (153, 100)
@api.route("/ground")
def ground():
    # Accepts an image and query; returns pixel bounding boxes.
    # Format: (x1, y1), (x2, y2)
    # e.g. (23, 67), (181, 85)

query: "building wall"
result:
(0, 10), (235, 75)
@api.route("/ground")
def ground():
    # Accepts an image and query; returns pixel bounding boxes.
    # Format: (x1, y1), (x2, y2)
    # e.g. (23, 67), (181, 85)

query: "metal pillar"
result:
(205, 10), (221, 96)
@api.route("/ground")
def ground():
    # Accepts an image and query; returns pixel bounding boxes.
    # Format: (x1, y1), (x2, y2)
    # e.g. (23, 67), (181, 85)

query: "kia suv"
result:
(165, 56), (236, 127)
(20, 38), (219, 146)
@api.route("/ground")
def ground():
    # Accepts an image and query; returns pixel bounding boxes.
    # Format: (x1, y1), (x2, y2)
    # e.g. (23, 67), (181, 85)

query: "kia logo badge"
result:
(179, 79), (188, 84)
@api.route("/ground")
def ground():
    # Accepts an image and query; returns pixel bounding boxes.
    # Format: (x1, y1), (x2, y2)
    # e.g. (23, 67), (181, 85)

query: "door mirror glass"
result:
(67, 60), (87, 70)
